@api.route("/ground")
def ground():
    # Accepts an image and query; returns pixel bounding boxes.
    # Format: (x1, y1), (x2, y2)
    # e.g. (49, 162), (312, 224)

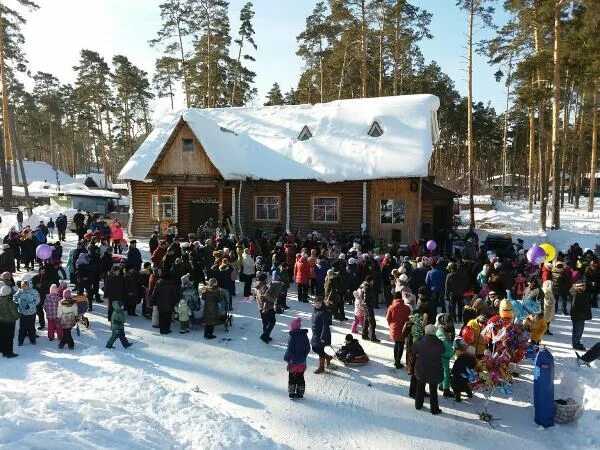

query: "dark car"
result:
(483, 234), (516, 259)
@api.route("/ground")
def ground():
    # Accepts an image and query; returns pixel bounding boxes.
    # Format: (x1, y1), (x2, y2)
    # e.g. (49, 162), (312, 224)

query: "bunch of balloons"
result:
(526, 242), (556, 264)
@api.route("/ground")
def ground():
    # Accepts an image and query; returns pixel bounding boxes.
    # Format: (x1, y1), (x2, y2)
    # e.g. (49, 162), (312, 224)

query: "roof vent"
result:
(368, 121), (383, 137)
(220, 126), (238, 136)
(297, 125), (313, 141)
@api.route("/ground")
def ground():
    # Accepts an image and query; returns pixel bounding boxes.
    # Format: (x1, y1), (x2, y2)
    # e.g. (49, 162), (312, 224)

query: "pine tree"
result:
(230, 2), (257, 106)
(32, 71), (61, 168)
(150, 0), (194, 108)
(456, 0), (495, 229)
(153, 56), (180, 110)
(264, 83), (284, 106)
(0, 0), (38, 209)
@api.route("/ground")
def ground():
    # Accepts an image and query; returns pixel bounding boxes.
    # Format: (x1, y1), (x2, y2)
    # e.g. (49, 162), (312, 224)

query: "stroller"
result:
(73, 294), (90, 329)
(215, 288), (233, 332)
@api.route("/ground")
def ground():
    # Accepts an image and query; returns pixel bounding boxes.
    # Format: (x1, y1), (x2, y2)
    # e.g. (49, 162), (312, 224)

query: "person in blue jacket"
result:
(314, 257), (329, 297)
(284, 317), (310, 399)
(426, 262), (446, 313)
(13, 280), (40, 346)
(311, 297), (332, 374)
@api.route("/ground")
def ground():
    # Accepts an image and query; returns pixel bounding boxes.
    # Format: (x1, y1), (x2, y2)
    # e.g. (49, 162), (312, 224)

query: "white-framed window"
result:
(255, 195), (280, 221)
(368, 121), (384, 137)
(380, 199), (405, 224)
(152, 194), (177, 220)
(312, 196), (339, 223)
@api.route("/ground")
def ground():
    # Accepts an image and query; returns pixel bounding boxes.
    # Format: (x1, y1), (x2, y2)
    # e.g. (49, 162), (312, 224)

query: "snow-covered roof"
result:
(9, 161), (76, 186)
(119, 94), (440, 183)
(0, 181), (121, 199)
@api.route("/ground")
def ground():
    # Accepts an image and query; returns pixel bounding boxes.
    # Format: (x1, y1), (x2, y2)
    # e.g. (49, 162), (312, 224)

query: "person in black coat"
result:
(151, 277), (179, 334)
(411, 324), (444, 415)
(149, 231), (159, 256)
(571, 281), (592, 350)
(123, 267), (142, 316)
(360, 276), (380, 343)
(311, 297), (332, 374)
(126, 240), (143, 272)
(104, 266), (126, 321)
(336, 334), (368, 364)
(55, 214), (68, 241)
(451, 340), (475, 402)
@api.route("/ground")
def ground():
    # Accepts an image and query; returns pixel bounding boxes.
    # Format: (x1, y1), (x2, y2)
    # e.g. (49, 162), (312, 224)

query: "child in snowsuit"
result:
(436, 323), (455, 397)
(336, 334), (369, 365)
(524, 311), (547, 345)
(351, 287), (365, 334)
(106, 300), (131, 348)
(57, 289), (78, 349)
(451, 339), (475, 402)
(176, 298), (191, 333)
(14, 280), (40, 346)
(283, 317), (310, 399)
(43, 284), (63, 341)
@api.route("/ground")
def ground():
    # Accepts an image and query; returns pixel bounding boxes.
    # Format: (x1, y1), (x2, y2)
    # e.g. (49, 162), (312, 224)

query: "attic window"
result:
(297, 125), (313, 141)
(368, 121), (384, 137)
(182, 138), (194, 152)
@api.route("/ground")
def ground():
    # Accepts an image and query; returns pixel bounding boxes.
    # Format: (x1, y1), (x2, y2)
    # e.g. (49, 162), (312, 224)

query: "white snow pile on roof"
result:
(10, 161), (75, 185)
(119, 94), (440, 183)
(0, 182), (121, 199)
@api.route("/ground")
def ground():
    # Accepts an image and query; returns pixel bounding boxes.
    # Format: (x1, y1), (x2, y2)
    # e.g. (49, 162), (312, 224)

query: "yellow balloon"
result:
(540, 243), (556, 263)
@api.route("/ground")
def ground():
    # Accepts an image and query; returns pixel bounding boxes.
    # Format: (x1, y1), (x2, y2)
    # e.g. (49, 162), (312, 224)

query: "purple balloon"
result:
(426, 240), (437, 251)
(526, 245), (546, 265)
(36, 244), (52, 260)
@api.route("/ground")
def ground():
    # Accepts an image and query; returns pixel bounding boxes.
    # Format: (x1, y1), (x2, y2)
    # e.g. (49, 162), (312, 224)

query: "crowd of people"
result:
(0, 215), (598, 414)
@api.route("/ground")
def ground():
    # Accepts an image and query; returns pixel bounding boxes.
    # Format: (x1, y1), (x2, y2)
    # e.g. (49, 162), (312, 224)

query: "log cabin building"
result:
(118, 94), (456, 244)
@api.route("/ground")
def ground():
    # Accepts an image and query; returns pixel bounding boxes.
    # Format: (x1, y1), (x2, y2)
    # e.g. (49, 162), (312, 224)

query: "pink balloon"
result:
(36, 244), (52, 260)
(426, 240), (437, 251)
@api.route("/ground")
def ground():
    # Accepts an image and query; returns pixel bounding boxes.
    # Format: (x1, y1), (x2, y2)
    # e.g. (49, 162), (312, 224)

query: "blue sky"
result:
(21, 0), (509, 118)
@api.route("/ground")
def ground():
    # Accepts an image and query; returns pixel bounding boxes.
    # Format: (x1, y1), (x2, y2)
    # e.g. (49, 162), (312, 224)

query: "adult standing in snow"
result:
(294, 254), (310, 303)
(412, 324), (444, 415)
(426, 262), (446, 313)
(110, 220), (124, 254)
(201, 278), (221, 339)
(360, 275), (380, 343)
(55, 213), (67, 242)
(73, 210), (86, 241)
(311, 297), (332, 374)
(570, 280), (591, 351)
(240, 248), (255, 300)
(386, 291), (411, 369)
(126, 240), (142, 272)
(0, 284), (19, 358)
(151, 276), (179, 335)
(255, 272), (276, 343)
(16, 209), (24, 232)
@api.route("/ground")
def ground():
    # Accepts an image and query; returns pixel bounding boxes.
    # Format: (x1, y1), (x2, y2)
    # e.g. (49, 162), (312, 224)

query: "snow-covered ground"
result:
(0, 206), (598, 449)
(462, 196), (600, 252)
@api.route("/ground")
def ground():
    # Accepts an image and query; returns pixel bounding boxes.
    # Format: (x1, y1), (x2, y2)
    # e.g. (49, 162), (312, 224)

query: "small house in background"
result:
(49, 185), (123, 213)
(75, 170), (112, 189)
(119, 94), (456, 244)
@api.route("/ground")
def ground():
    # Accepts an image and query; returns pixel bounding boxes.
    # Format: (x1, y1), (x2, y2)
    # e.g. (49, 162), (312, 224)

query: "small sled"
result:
(325, 346), (370, 367)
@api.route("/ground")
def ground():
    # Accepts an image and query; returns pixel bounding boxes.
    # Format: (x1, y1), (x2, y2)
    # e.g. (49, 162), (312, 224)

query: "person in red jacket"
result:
(151, 241), (168, 269)
(386, 291), (412, 369)
(541, 262), (552, 283)
(294, 254), (310, 303)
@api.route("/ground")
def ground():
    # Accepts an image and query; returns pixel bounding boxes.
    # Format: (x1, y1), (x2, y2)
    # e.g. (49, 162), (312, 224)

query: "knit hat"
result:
(0, 285), (11, 296)
(453, 337), (468, 351)
(289, 317), (302, 331)
(208, 278), (218, 287)
(345, 333), (354, 343)
(1, 272), (11, 280)
(63, 289), (72, 299)
(338, 253), (346, 260)
(424, 324), (436, 336)
(49, 284), (59, 295)
(181, 274), (190, 286)
(399, 274), (409, 283)
(493, 261), (501, 269)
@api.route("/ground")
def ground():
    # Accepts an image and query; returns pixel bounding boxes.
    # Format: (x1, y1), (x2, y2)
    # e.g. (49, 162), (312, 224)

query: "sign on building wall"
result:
(380, 199), (406, 224)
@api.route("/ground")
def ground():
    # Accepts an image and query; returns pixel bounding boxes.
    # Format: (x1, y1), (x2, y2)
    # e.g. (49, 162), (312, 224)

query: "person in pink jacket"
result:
(43, 284), (63, 341)
(294, 255), (310, 303)
(110, 220), (124, 254)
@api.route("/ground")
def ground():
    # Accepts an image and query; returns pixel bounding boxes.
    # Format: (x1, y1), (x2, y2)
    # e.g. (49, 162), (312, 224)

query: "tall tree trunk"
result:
(230, 37), (244, 106)
(378, 8), (385, 97)
(0, 11), (13, 210)
(360, 0), (368, 98)
(533, 6), (547, 230)
(574, 93), (585, 209)
(501, 54), (513, 201)
(467, 0), (475, 229)
(550, 0), (563, 228)
(589, 82), (598, 212)
(9, 108), (32, 215)
(528, 106), (535, 213)
(177, 20), (190, 108)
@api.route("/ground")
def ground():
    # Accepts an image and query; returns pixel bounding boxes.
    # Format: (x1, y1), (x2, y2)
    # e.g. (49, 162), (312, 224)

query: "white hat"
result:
(338, 253), (346, 260)
(0, 285), (12, 296)
(399, 274), (409, 283)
